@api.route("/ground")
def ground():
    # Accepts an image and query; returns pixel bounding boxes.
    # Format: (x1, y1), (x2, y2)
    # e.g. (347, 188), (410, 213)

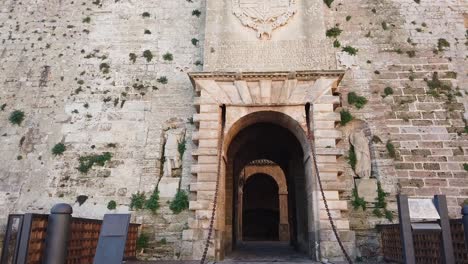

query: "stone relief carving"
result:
(232, 0), (297, 39)
(336, 51), (359, 69)
(158, 119), (186, 198)
(163, 127), (186, 178)
(349, 130), (371, 179)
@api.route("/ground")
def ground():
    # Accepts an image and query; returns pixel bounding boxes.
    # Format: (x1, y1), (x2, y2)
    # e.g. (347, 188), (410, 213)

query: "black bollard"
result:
(43, 203), (73, 264)
(463, 205), (468, 250)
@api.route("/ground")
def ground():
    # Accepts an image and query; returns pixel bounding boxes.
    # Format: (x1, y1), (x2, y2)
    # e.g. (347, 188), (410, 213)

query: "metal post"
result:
(434, 195), (455, 264)
(43, 203), (73, 264)
(463, 205), (468, 250)
(16, 214), (33, 264)
(397, 195), (415, 264)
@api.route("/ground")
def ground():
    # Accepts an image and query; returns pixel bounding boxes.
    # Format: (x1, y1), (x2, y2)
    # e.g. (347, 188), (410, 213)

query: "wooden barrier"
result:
(379, 219), (468, 263)
(1, 214), (140, 264)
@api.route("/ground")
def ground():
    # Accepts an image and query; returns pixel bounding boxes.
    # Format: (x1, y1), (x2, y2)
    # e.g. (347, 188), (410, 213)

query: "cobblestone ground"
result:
(222, 241), (315, 263)
(128, 241), (324, 263)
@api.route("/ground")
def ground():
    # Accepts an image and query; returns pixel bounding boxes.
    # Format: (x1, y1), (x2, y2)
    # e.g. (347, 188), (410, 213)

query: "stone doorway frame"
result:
(184, 71), (354, 261)
(239, 160), (290, 242)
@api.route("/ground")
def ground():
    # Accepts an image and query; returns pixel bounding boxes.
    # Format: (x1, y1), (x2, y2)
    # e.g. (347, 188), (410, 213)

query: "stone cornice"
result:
(188, 70), (345, 87)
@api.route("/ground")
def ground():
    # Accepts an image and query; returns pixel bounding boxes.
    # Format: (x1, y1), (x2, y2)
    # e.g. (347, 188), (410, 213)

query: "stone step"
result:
(192, 148), (218, 157)
(315, 147), (345, 156)
(191, 163), (217, 174)
(193, 113), (218, 122)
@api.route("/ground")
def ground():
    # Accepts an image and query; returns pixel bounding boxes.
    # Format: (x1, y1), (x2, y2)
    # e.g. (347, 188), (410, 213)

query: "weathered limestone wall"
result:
(0, 0), (466, 261)
(324, 0), (467, 260)
(0, 0), (205, 259)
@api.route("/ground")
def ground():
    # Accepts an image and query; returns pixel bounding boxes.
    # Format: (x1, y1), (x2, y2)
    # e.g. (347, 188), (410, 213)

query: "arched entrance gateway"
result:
(185, 72), (355, 262)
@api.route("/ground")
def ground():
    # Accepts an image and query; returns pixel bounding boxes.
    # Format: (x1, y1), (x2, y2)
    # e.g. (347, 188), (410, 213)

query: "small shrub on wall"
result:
(107, 200), (117, 210)
(170, 190), (189, 214)
(52, 143), (66, 156)
(130, 192), (146, 210)
(9, 110), (25, 125)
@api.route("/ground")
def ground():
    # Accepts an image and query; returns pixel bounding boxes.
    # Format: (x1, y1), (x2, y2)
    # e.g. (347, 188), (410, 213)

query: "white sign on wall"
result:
(408, 198), (440, 221)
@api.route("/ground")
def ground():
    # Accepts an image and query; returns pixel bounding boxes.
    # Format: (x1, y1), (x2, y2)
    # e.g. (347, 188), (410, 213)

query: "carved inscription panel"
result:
(205, 40), (334, 71)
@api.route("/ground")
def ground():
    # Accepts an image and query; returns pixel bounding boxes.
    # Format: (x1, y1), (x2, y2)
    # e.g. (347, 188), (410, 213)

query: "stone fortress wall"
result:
(0, 0), (467, 261)
(0, 0), (205, 259)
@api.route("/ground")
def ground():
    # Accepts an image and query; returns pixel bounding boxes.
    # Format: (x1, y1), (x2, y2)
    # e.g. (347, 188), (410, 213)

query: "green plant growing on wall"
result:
(192, 9), (201, 17)
(347, 92), (367, 109)
(170, 190), (189, 214)
(372, 208), (384, 217)
(136, 233), (149, 250)
(326, 26), (342, 38)
(386, 141), (396, 159)
(130, 192), (146, 210)
(342, 46), (358, 55)
(163, 52), (173, 61)
(375, 181), (387, 208)
(351, 188), (366, 210)
(99, 63), (110, 74)
(340, 109), (353, 126)
(437, 38), (450, 51)
(9, 110), (25, 125)
(145, 188), (160, 213)
(384, 209), (394, 222)
(107, 200), (117, 210)
(143, 50), (153, 62)
(381, 22), (388, 30)
(425, 72), (450, 90)
(142, 12), (150, 18)
(191, 38), (199, 46)
(129, 53), (137, 63)
(372, 182), (393, 221)
(323, 0), (334, 8)
(52, 143), (66, 156)
(1, 103), (6, 111)
(383, 87), (394, 97)
(157, 76), (168, 84)
(178, 139), (186, 158)
(82, 16), (91, 23)
(346, 15), (352, 21)
(333, 39), (341, 48)
(464, 163), (468, 171)
(406, 50), (416, 58)
(144, 29), (151, 34)
(77, 152), (112, 173)
(348, 146), (357, 171)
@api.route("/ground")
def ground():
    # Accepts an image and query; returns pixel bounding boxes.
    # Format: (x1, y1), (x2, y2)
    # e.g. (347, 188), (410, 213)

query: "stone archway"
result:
(238, 160), (290, 242)
(185, 71), (355, 261)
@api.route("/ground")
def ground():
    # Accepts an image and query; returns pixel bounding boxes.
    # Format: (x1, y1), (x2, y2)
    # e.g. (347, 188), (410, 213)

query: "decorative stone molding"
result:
(232, 0), (297, 39)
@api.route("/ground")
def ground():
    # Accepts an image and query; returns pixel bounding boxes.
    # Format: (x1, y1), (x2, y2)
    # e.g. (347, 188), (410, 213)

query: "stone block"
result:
(356, 178), (378, 203)
(158, 177), (181, 198)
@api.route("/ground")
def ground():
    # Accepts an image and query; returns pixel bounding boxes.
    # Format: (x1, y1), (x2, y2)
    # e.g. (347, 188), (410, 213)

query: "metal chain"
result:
(307, 109), (353, 264)
(200, 109), (225, 264)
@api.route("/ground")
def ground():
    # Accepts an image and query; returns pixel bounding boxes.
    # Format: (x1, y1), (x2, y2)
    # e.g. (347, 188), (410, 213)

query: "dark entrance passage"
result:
(242, 174), (279, 241)
(223, 111), (318, 261)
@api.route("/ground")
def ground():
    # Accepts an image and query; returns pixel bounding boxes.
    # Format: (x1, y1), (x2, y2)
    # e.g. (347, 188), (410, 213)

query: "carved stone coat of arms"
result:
(232, 0), (297, 39)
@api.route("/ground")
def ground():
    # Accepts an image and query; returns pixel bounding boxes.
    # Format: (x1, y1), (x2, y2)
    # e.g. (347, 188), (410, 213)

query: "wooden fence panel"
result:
(14, 214), (140, 264)
(379, 220), (468, 264)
